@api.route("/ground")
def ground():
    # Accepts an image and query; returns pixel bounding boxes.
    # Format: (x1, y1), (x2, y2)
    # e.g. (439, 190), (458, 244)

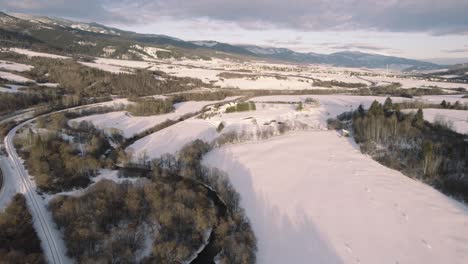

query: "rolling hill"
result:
(0, 12), (442, 70)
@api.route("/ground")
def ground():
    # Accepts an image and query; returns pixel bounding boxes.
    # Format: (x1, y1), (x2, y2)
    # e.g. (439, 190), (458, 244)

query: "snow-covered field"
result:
(128, 119), (217, 160)
(418, 94), (468, 104)
(78, 61), (132, 74)
(218, 76), (318, 90)
(366, 75), (468, 90)
(405, 108), (468, 134)
(92, 58), (154, 69)
(128, 95), (412, 161)
(251, 95), (412, 118)
(0, 60), (33, 72)
(9, 48), (69, 59)
(203, 131), (468, 264)
(71, 100), (235, 138)
(0, 71), (32, 83)
(13, 49), (460, 92)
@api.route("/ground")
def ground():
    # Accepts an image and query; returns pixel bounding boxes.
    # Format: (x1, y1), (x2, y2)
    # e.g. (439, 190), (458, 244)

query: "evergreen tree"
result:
(383, 97), (393, 116)
(412, 108), (424, 128)
(368, 101), (384, 116)
(357, 104), (365, 117)
(441, 100), (447, 109)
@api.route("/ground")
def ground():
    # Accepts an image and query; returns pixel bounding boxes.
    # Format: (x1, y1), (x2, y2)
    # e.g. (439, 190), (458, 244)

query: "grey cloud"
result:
(319, 42), (394, 51)
(0, 0), (131, 23)
(443, 47), (468, 53)
(329, 44), (388, 51)
(1, 0), (468, 35)
(319, 42), (401, 53)
(266, 37), (305, 46)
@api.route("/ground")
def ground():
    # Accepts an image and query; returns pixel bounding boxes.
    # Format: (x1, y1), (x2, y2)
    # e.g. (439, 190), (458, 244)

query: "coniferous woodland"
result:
(329, 98), (468, 202)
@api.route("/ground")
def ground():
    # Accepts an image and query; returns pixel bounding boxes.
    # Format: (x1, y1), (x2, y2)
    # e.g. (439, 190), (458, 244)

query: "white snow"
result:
(128, 119), (218, 161)
(78, 61), (132, 74)
(418, 94), (468, 104)
(439, 75), (461, 79)
(103, 46), (116, 56)
(71, 100), (228, 138)
(309, 72), (371, 85)
(9, 48), (69, 59)
(219, 76), (318, 90)
(131, 45), (171, 60)
(0, 71), (33, 83)
(93, 58), (154, 69)
(405, 108), (468, 134)
(0, 60), (33, 72)
(38, 83), (59, 88)
(366, 75), (468, 90)
(135, 224), (157, 262)
(0, 84), (26, 93)
(251, 95), (410, 120)
(0, 156), (20, 211)
(203, 130), (468, 264)
(128, 95), (412, 161)
(43, 170), (141, 203)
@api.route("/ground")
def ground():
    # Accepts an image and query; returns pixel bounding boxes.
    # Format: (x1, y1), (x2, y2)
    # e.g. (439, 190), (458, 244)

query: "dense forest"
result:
(0, 91), (57, 115)
(15, 113), (112, 193)
(331, 98), (468, 202)
(48, 140), (256, 263)
(0, 194), (45, 264)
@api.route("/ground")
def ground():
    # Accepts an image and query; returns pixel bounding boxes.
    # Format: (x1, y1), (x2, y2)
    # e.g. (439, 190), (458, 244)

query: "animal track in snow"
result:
(344, 243), (353, 253)
(421, 239), (432, 249)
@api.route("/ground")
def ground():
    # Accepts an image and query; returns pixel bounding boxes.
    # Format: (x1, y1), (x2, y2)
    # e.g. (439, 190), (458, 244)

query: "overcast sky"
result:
(2, 0), (468, 61)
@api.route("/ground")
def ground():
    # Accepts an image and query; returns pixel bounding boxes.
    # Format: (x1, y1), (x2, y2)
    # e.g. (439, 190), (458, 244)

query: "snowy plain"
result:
(203, 131), (468, 264)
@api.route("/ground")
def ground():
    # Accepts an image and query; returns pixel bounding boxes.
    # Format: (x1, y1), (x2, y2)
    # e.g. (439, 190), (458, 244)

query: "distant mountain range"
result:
(0, 12), (443, 70)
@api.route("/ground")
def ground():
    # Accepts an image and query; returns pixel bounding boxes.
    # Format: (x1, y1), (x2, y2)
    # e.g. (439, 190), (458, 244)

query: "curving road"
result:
(0, 97), (243, 263)
(0, 103), (112, 263)
(5, 119), (71, 264)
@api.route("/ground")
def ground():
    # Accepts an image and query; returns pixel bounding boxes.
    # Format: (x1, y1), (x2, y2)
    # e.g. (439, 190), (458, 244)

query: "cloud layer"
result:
(1, 0), (468, 35)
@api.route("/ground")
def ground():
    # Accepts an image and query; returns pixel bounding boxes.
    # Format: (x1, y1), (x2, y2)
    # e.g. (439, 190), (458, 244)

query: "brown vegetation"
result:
(0, 194), (45, 264)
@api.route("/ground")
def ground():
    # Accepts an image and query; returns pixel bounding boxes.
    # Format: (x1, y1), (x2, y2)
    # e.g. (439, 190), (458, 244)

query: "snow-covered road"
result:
(4, 120), (71, 264)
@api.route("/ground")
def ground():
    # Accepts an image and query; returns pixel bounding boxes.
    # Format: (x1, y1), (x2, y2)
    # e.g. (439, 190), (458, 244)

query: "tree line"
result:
(333, 98), (468, 202)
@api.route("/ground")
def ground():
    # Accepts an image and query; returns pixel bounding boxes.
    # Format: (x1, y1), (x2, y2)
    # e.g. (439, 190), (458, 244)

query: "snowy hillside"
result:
(203, 131), (468, 264)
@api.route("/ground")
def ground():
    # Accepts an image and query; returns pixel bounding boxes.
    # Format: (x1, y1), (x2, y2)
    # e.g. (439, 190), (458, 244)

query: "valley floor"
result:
(203, 130), (468, 264)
